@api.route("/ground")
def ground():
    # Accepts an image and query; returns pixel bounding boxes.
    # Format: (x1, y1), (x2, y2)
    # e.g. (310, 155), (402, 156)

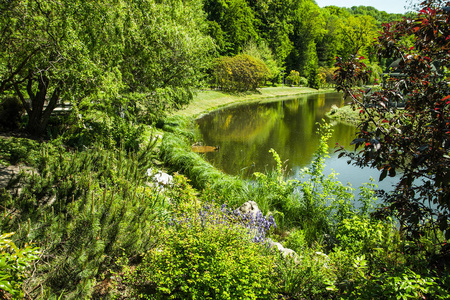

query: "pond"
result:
(196, 92), (399, 193)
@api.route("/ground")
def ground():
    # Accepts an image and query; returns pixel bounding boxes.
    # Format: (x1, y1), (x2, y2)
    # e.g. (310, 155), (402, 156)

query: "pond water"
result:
(196, 92), (399, 193)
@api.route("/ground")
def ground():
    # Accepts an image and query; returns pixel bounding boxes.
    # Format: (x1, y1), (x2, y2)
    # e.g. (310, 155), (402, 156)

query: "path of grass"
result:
(174, 86), (335, 117)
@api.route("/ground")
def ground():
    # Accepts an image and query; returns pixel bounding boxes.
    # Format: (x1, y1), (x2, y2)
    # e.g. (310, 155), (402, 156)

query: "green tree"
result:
(337, 15), (378, 58)
(247, 0), (296, 67)
(317, 8), (344, 67)
(243, 40), (280, 84)
(285, 0), (325, 74)
(204, 0), (258, 55)
(0, 0), (213, 135)
(0, 0), (124, 135)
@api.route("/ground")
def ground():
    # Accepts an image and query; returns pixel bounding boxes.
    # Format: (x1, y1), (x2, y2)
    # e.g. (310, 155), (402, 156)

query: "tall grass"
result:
(159, 132), (248, 207)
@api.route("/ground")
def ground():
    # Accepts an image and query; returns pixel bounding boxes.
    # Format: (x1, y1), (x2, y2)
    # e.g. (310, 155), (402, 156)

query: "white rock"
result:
(147, 169), (173, 186)
(235, 201), (261, 218)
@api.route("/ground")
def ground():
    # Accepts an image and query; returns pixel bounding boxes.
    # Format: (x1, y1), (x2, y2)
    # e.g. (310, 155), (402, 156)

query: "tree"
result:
(286, 0), (325, 74)
(0, 0), (124, 135)
(334, 0), (450, 256)
(337, 15), (378, 58)
(247, 0), (296, 67)
(0, 0), (213, 135)
(243, 40), (280, 85)
(204, 0), (258, 55)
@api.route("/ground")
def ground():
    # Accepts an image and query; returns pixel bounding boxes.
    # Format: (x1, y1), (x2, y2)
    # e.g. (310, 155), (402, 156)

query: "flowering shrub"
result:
(125, 201), (279, 299)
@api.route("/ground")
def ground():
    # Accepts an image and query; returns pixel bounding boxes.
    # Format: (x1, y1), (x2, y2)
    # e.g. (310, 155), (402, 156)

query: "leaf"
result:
(379, 168), (388, 181)
(389, 167), (396, 177)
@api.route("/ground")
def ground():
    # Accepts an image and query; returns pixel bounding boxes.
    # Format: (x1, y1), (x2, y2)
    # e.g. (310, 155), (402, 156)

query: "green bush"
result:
(0, 140), (164, 299)
(277, 248), (334, 299)
(0, 96), (24, 130)
(0, 137), (41, 166)
(64, 111), (145, 152)
(124, 201), (279, 300)
(0, 232), (40, 299)
(213, 54), (270, 91)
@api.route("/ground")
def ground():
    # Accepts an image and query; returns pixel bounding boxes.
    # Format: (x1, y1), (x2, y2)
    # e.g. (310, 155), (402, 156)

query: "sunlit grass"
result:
(175, 86), (335, 117)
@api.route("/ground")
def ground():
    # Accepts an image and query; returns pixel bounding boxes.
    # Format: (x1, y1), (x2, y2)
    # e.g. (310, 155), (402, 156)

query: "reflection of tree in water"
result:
(199, 103), (280, 143)
(197, 93), (356, 178)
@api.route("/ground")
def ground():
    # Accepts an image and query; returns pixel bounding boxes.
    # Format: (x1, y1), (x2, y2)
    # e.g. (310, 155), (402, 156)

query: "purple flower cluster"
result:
(196, 202), (276, 243)
(233, 209), (276, 243)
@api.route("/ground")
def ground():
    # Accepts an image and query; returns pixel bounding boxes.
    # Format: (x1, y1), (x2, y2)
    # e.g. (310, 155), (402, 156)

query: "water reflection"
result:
(196, 92), (398, 192)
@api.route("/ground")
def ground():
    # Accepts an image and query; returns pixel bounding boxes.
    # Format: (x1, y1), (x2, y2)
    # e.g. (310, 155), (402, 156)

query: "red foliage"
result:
(334, 0), (450, 250)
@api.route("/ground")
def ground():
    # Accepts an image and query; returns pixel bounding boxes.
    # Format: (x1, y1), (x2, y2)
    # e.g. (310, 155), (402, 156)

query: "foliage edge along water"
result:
(196, 92), (400, 198)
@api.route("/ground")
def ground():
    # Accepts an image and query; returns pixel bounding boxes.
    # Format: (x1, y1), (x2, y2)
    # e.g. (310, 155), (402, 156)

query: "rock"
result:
(147, 169), (173, 187)
(266, 238), (299, 263)
(235, 201), (261, 218)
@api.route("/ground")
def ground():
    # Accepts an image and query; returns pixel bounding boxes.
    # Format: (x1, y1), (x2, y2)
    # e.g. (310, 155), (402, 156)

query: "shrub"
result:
(0, 232), (40, 299)
(0, 96), (24, 130)
(0, 140), (164, 298)
(124, 201), (279, 299)
(285, 70), (301, 86)
(277, 248), (334, 299)
(213, 54), (270, 91)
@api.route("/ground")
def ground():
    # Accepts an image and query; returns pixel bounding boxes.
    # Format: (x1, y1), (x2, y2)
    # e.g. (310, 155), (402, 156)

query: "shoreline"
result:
(174, 86), (337, 117)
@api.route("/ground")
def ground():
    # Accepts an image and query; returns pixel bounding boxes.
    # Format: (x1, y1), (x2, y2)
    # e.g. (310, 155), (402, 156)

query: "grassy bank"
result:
(175, 86), (335, 117)
(326, 105), (360, 126)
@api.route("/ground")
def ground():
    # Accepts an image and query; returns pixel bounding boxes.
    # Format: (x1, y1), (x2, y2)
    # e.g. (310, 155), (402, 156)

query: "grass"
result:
(175, 86), (335, 117)
(326, 105), (361, 126)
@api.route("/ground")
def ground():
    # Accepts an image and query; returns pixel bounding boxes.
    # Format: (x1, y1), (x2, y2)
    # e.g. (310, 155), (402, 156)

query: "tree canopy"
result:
(0, 0), (213, 135)
(334, 0), (450, 247)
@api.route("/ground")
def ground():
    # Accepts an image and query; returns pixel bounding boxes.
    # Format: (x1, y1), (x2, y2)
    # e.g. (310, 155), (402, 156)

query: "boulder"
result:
(235, 201), (261, 218)
(147, 169), (173, 187)
(267, 238), (299, 263)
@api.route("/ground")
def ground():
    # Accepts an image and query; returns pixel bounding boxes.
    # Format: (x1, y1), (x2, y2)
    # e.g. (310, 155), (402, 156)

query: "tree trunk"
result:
(15, 76), (60, 136)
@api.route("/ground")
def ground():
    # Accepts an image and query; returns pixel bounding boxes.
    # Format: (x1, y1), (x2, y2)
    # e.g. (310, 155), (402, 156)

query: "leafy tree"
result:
(247, 0), (296, 66)
(119, 0), (214, 123)
(307, 64), (320, 90)
(0, 0), (213, 135)
(243, 40), (280, 84)
(204, 0), (258, 55)
(286, 0), (325, 74)
(334, 0), (450, 258)
(338, 15), (378, 58)
(317, 10), (343, 68)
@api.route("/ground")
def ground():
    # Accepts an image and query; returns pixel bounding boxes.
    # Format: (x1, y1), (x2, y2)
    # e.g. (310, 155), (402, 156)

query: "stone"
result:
(266, 238), (299, 263)
(147, 169), (173, 187)
(235, 201), (261, 218)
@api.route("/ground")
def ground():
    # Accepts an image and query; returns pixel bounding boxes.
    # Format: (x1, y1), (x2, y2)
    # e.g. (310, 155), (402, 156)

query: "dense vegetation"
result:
(1, 0), (450, 298)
